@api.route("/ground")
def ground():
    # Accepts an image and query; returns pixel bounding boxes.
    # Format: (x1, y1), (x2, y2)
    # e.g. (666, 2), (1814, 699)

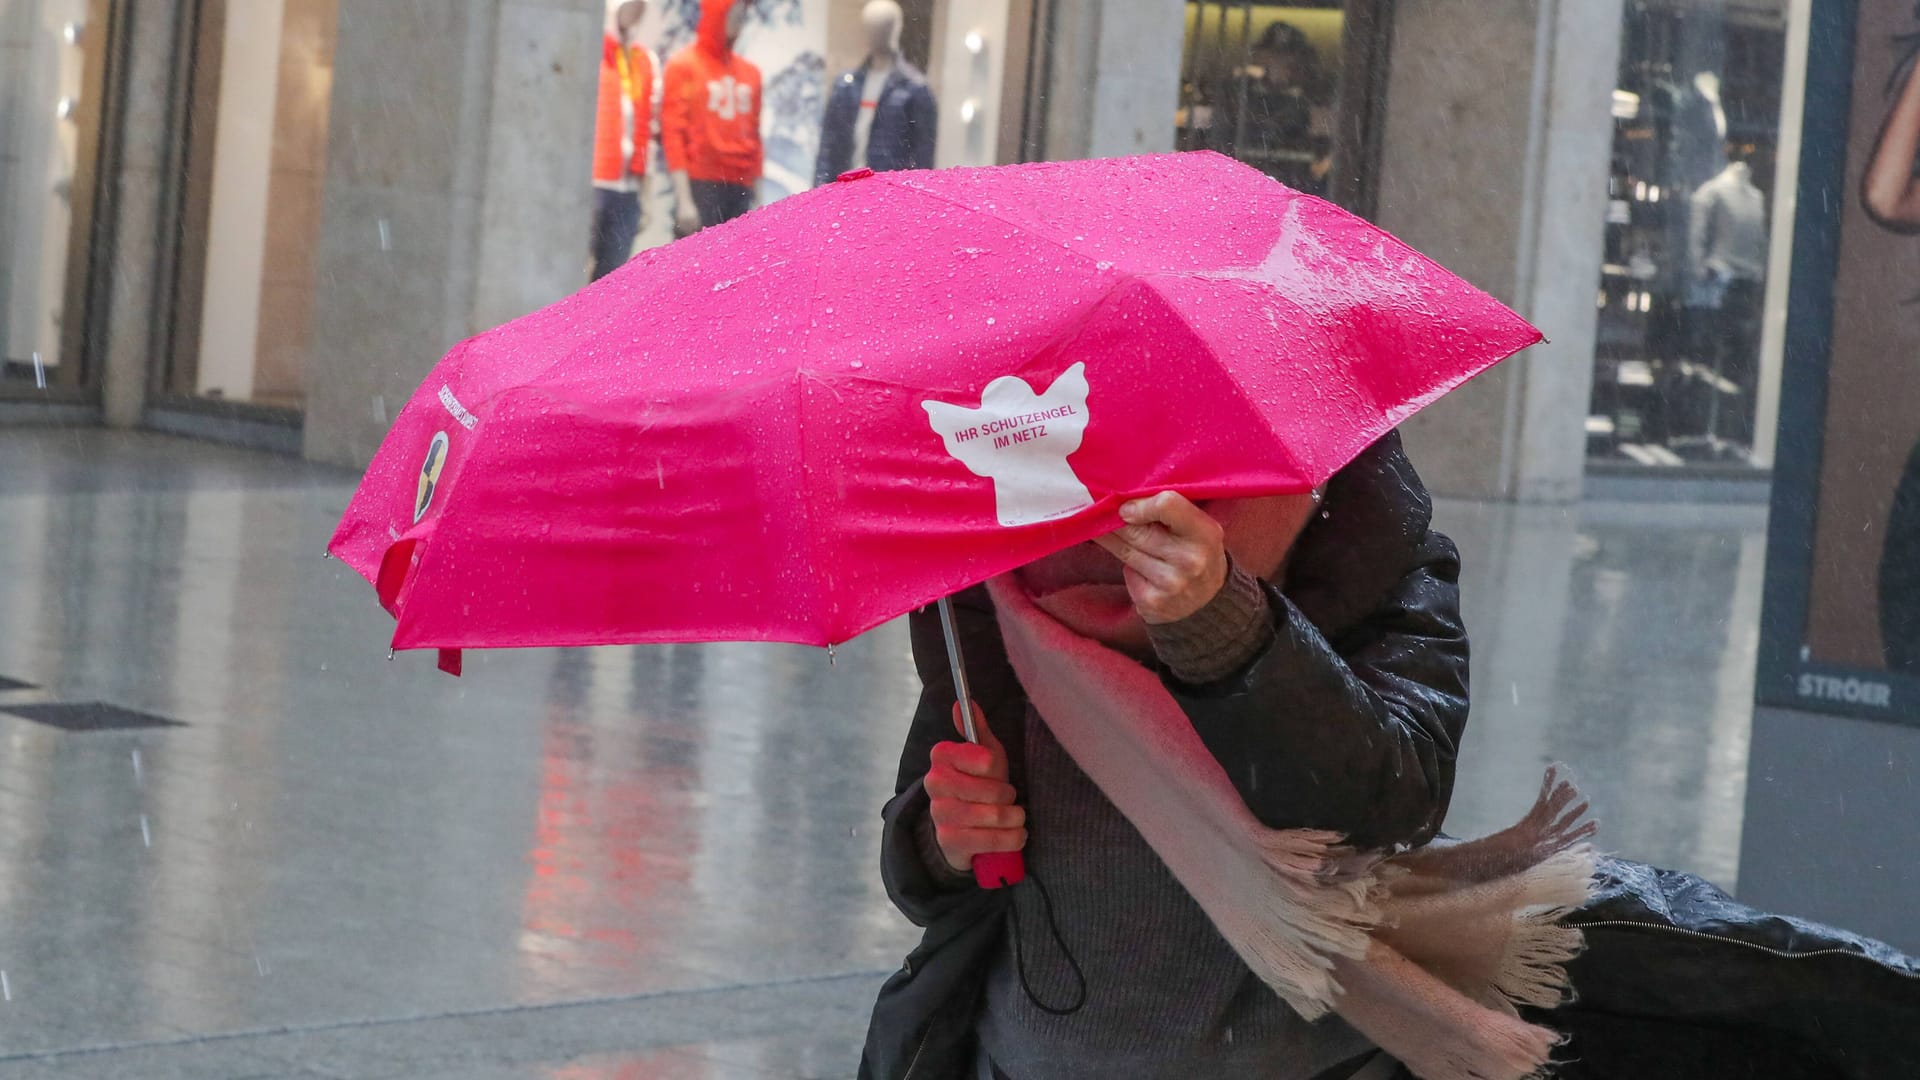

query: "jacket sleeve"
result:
(1169, 530), (1470, 851)
(660, 57), (693, 173)
(910, 84), (937, 169)
(878, 587), (1029, 919)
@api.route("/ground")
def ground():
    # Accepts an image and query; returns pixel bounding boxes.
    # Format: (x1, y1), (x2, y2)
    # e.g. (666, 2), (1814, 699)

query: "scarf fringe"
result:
(1396, 766), (1597, 885)
(1336, 943), (1567, 1080)
(1493, 845), (1598, 1011)
(1240, 828), (1385, 1017)
(1431, 1020), (1563, 1080)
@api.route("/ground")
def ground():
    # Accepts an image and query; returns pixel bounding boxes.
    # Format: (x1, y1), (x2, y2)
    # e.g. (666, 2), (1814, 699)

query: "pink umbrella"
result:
(329, 152), (1538, 667)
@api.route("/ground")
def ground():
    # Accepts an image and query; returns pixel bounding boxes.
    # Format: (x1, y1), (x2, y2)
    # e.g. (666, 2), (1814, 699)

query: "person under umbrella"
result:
(874, 433), (1480, 1080)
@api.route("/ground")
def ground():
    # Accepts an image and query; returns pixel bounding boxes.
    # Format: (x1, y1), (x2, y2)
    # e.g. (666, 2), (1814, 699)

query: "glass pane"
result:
(165, 0), (337, 412)
(0, 0), (92, 393)
(1587, 0), (1789, 469)
(1177, 1), (1350, 199)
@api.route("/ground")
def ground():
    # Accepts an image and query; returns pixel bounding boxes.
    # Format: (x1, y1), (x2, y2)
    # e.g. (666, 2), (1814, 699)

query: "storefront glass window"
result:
(1587, 0), (1792, 470)
(0, 0), (96, 396)
(163, 0), (338, 413)
(1175, 0), (1387, 212)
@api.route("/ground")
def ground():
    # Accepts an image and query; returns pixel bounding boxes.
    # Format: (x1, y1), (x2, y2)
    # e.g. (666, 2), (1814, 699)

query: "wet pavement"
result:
(0, 430), (1766, 1078)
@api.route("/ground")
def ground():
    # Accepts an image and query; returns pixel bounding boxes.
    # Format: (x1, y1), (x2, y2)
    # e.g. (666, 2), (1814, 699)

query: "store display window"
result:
(1588, 0), (1792, 469)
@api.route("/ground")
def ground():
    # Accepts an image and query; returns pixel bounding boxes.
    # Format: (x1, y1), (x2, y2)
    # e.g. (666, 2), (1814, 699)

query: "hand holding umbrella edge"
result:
(1095, 492), (1318, 625)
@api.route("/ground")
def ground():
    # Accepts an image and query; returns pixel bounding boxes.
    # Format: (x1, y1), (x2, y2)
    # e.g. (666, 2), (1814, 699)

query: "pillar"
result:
(1375, 0), (1623, 502)
(1032, 0), (1184, 162)
(302, 0), (600, 468)
(97, 0), (189, 428)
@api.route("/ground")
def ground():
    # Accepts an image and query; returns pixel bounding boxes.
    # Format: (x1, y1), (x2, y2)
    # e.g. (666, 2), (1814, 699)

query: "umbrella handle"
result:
(972, 849), (1026, 889)
(937, 596), (1028, 891)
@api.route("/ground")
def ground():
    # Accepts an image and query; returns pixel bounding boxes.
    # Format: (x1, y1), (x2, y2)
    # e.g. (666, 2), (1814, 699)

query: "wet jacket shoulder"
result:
(1175, 429), (1469, 850)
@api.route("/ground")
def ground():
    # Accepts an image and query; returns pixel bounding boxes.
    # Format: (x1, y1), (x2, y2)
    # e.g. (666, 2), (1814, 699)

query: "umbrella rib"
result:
(1138, 273), (1314, 491)
(791, 206), (836, 646)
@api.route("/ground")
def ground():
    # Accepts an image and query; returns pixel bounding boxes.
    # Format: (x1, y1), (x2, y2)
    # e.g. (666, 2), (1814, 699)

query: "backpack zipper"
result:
(1574, 919), (1920, 975)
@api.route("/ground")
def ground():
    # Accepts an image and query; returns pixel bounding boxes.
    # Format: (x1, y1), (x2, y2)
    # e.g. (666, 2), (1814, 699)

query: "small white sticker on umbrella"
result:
(438, 385), (478, 430)
(923, 362), (1093, 527)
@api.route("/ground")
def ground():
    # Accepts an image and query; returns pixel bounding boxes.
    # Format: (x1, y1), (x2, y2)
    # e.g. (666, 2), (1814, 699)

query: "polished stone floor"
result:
(0, 430), (1768, 1078)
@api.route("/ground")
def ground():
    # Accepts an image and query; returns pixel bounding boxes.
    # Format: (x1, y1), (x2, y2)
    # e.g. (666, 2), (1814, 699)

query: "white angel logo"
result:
(922, 363), (1094, 527)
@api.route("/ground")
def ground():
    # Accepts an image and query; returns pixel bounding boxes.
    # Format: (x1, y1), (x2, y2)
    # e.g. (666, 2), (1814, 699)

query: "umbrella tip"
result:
(827, 644), (837, 667)
(387, 649), (395, 662)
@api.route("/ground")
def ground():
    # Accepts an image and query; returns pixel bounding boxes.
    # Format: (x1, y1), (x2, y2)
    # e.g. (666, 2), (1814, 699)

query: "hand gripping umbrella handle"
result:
(936, 596), (1027, 890)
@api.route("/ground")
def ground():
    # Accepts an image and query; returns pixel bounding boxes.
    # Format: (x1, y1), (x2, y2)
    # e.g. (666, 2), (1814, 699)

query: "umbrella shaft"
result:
(936, 596), (979, 744)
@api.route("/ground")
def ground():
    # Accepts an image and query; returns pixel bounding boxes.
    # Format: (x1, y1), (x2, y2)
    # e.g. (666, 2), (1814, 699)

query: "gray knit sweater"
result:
(921, 565), (1375, 1078)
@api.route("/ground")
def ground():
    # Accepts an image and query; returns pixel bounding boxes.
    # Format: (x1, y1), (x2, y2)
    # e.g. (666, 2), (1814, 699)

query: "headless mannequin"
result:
(671, 1), (751, 236)
(853, 1), (904, 169)
(815, 0), (932, 183)
(1685, 139), (1770, 447)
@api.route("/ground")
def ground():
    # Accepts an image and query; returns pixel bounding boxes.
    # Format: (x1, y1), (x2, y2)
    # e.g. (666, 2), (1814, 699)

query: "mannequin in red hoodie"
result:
(590, 0), (658, 280)
(662, 0), (763, 235)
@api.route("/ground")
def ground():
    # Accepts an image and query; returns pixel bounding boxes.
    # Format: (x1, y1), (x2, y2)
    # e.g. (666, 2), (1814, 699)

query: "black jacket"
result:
(860, 431), (1471, 1079)
(814, 61), (937, 186)
(1540, 859), (1920, 1078)
(860, 430), (1920, 1079)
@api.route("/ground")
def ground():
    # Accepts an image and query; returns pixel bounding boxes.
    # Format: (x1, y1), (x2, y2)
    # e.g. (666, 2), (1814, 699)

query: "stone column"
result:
(98, 0), (190, 428)
(1033, 0), (1184, 161)
(1376, 0), (1623, 502)
(302, 0), (599, 468)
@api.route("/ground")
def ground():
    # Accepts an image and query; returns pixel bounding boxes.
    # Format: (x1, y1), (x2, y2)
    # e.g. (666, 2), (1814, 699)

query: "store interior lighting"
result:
(964, 30), (984, 54)
(960, 98), (978, 124)
(64, 21), (83, 45)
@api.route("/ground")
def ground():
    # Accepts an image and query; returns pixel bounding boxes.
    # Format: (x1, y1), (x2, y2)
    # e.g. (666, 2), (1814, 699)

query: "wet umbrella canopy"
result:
(327, 151), (1539, 655)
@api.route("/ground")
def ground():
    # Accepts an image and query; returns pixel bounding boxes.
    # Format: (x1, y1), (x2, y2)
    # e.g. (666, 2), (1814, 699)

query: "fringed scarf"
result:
(985, 496), (1596, 1080)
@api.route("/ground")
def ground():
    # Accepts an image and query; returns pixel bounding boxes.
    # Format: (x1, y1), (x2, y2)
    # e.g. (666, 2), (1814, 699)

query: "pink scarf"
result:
(987, 499), (1596, 1080)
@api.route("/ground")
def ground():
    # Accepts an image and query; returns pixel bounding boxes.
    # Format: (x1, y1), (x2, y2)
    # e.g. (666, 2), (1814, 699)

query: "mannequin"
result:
(814, 0), (936, 185)
(589, 0), (657, 279)
(662, 0), (762, 235)
(1657, 63), (1732, 372)
(1684, 135), (1772, 448)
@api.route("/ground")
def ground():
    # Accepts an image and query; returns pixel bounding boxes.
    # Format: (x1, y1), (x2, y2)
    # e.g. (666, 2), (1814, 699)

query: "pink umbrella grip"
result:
(973, 850), (1026, 889)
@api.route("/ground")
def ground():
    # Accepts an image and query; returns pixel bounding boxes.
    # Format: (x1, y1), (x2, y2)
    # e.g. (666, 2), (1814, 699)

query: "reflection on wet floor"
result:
(0, 431), (1766, 1076)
